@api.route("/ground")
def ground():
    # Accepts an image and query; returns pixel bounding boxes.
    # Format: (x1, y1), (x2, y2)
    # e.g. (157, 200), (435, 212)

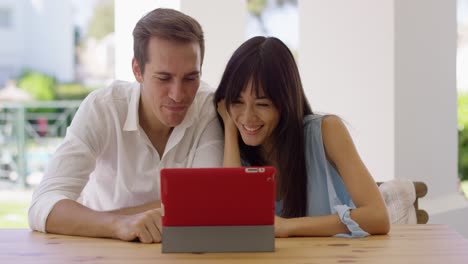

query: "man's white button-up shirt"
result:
(28, 80), (224, 232)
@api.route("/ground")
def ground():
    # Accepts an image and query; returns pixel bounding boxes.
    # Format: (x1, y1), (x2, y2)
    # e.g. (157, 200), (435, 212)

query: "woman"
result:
(214, 36), (390, 238)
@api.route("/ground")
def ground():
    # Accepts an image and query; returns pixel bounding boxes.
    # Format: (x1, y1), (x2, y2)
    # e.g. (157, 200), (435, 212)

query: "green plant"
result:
(0, 201), (29, 228)
(459, 92), (468, 181)
(54, 83), (93, 100)
(87, 0), (114, 40)
(17, 70), (56, 101)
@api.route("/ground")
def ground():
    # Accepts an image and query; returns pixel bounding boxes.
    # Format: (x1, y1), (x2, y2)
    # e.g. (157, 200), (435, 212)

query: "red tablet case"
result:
(160, 167), (276, 227)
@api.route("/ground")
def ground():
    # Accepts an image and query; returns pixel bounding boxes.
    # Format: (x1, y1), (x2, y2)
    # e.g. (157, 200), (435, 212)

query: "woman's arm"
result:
(276, 115), (390, 237)
(275, 214), (348, 237)
(217, 100), (242, 167)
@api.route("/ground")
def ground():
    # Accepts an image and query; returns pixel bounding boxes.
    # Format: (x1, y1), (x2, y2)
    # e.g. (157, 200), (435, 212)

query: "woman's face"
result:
(229, 83), (280, 147)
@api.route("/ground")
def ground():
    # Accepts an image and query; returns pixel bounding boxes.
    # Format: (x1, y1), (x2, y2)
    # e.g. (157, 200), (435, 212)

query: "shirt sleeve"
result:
(28, 94), (104, 233)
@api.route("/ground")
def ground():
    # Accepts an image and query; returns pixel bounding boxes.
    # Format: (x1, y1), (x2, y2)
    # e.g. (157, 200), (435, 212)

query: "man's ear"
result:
(132, 58), (143, 83)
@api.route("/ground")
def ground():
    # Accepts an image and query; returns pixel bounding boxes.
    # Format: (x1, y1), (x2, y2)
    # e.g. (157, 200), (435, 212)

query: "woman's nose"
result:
(241, 105), (258, 121)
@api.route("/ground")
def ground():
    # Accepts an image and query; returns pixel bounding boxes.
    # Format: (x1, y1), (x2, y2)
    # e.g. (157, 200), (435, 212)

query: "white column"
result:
(394, 0), (468, 238)
(394, 0), (457, 197)
(300, 0), (468, 237)
(114, 0), (180, 82)
(180, 0), (246, 89)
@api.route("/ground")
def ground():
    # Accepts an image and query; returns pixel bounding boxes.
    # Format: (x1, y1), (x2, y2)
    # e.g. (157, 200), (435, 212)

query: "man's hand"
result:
(275, 216), (290, 238)
(113, 208), (163, 243)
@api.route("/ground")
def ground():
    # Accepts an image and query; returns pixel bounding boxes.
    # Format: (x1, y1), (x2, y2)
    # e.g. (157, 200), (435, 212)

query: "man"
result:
(28, 8), (223, 244)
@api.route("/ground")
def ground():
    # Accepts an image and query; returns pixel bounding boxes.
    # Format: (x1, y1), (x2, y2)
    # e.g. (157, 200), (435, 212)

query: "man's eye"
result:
(158, 77), (170, 81)
(185, 75), (199, 81)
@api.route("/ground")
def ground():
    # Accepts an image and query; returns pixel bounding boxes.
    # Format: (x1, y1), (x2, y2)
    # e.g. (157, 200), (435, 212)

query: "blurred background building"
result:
(0, 0), (74, 86)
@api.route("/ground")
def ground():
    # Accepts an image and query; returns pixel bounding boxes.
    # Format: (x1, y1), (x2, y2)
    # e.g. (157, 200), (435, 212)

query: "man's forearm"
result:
(46, 199), (164, 243)
(108, 200), (161, 215)
(46, 199), (162, 237)
(46, 199), (119, 238)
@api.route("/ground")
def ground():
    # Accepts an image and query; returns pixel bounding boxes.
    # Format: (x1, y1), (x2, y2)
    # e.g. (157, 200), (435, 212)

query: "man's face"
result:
(133, 37), (201, 129)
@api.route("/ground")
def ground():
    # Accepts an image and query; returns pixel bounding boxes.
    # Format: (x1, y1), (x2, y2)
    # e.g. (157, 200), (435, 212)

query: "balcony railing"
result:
(0, 101), (82, 188)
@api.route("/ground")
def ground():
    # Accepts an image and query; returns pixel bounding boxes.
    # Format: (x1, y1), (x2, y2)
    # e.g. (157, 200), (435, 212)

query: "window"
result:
(0, 8), (12, 29)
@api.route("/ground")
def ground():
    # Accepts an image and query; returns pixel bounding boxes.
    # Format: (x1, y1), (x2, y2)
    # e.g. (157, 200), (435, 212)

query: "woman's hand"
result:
(274, 216), (290, 238)
(217, 99), (236, 130)
(217, 99), (242, 167)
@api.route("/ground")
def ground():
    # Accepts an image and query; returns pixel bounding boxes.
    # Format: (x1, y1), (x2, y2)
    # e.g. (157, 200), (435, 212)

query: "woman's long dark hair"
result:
(214, 36), (313, 218)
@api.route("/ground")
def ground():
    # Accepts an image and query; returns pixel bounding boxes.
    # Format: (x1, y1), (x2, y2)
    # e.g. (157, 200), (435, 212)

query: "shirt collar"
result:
(122, 82), (141, 132)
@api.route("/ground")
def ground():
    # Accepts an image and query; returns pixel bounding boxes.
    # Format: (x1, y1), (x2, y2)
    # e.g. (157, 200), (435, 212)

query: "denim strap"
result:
(333, 204), (370, 238)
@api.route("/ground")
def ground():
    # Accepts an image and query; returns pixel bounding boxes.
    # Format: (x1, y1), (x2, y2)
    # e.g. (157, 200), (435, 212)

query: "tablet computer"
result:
(160, 166), (276, 253)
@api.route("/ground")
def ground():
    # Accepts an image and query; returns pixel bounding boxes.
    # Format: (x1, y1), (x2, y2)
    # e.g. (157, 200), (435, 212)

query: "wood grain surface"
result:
(1, 225), (467, 264)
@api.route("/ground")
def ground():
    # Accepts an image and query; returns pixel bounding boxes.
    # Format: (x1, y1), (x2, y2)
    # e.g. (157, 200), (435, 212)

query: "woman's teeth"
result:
(243, 125), (262, 132)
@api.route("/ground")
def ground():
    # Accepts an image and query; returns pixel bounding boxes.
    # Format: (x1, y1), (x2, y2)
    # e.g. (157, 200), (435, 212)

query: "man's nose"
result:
(168, 81), (185, 103)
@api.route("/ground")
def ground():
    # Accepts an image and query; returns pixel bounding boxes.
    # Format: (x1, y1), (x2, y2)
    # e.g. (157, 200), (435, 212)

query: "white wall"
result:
(0, 0), (73, 84)
(181, 0), (246, 89)
(394, 0), (458, 197)
(299, 0), (395, 182)
(25, 0), (73, 82)
(394, 0), (468, 238)
(300, 0), (467, 237)
(114, 0), (245, 88)
(0, 0), (27, 84)
(299, 0), (458, 194)
(0, 0), (23, 55)
(114, 0), (180, 82)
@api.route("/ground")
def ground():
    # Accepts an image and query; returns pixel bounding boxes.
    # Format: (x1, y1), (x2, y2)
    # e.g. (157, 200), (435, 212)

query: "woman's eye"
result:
(257, 103), (270, 107)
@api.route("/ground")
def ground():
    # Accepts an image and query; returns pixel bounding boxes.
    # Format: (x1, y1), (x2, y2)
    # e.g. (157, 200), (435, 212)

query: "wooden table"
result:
(1, 225), (467, 264)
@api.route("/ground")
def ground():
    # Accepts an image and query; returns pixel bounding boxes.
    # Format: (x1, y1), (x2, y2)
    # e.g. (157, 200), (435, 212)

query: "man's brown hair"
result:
(133, 8), (204, 74)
